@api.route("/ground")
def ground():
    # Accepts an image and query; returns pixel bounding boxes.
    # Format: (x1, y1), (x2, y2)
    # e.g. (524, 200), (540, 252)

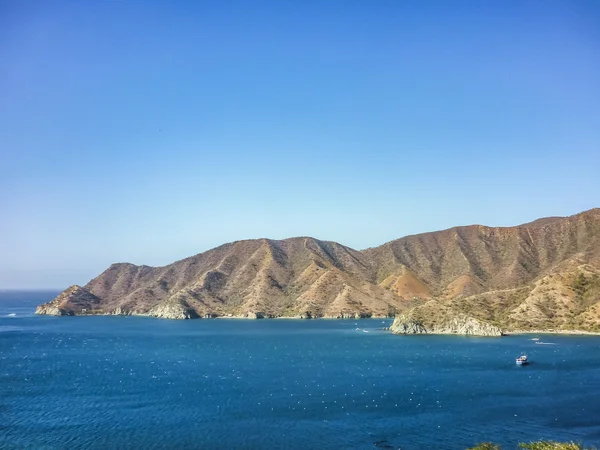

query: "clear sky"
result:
(1, 1), (599, 289)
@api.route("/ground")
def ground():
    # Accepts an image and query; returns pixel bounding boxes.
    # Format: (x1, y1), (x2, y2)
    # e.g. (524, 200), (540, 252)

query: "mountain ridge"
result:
(36, 208), (600, 332)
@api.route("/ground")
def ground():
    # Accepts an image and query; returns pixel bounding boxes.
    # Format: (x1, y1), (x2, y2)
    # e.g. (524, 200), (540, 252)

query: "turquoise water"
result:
(2, 291), (600, 449)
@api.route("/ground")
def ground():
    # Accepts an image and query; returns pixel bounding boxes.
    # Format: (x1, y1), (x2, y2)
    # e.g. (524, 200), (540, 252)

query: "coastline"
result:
(35, 311), (393, 320)
(505, 329), (600, 336)
(33, 310), (600, 335)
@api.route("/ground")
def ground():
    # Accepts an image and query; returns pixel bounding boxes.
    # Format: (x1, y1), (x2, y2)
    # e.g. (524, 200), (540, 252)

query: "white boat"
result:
(516, 354), (529, 366)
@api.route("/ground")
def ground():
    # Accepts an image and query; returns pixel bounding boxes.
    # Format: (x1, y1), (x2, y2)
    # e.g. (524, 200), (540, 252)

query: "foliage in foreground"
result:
(467, 441), (594, 450)
(467, 443), (501, 450)
(518, 442), (589, 450)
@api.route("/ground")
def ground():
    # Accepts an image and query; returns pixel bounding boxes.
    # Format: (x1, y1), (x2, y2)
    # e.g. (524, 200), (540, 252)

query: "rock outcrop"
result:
(390, 307), (504, 336)
(323, 312), (373, 319)
(35, 285), (101, 316)
(389, 318), (428, 334)
(147, 301), (198, 320)
(246, 312), (265, 319)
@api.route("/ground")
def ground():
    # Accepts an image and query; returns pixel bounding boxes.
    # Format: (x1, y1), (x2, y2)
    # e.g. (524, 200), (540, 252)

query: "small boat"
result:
(516, 354), (529, 366)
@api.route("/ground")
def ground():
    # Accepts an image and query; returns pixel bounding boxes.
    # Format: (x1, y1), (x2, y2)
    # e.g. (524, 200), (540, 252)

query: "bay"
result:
(1, 291), (600, 449)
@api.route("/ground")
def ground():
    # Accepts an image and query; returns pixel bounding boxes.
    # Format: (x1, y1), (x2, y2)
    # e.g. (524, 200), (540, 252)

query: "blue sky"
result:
(1, 1), (599, 289)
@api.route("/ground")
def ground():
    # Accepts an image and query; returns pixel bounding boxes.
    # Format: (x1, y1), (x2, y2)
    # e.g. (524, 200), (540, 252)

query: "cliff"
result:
(389, 301), (503, 336)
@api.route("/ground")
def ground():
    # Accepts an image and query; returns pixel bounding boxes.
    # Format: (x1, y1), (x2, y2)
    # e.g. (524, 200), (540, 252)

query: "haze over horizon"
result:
(2, 1), (599, 289)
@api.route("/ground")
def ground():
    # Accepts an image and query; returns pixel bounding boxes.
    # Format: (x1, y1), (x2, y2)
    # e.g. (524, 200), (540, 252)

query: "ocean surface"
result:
(2, 291), (600, 450)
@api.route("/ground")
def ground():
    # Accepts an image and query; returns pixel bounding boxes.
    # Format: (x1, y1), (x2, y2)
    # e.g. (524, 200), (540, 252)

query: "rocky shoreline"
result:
(389, 312), (504, 337)
(35, 303), (600, 336)
(505, 329), (600, 336)
(35, 304), (392, 320)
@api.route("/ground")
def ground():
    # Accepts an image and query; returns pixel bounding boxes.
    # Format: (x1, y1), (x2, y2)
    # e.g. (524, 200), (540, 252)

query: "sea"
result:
(1, 291), (600, 450)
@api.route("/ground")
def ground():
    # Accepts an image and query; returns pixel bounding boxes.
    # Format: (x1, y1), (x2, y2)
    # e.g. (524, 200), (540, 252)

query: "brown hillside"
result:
(362, 208), (600, 294)
(36, 208), (600, 330)
(38, 237), (407, 319)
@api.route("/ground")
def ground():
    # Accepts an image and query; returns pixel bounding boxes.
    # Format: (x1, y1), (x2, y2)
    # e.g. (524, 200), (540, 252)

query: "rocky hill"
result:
(389, 301), (504, 336)
(37, 238), (408, 319)
(36, 208), (600, 333)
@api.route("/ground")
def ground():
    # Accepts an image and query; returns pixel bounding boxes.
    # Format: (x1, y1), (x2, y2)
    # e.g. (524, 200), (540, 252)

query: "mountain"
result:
(37, 238), (408, 319)
(36, 208), (600, 332)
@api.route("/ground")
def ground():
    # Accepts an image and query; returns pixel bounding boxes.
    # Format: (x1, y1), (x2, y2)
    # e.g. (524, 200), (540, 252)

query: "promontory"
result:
(36, 208), (600, 335)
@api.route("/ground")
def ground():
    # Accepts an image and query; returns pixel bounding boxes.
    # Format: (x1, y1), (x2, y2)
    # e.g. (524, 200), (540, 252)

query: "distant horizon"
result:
(3, 1), (599, 289)
(0, 288), (63, 292)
